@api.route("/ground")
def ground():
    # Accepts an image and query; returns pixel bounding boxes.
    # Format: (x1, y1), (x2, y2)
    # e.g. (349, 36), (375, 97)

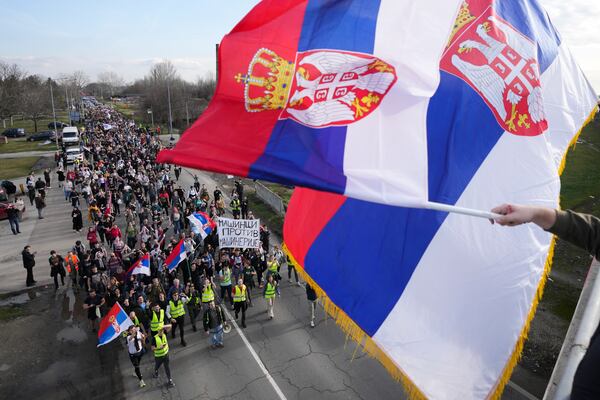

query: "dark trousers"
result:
(234, 301), (247, 327)
(220, 285), (233, 306)
(572, 324), (600, 399)
(288, 265), (299, 282)
(9, 217), (20, 234)
(129, 352), (143, 380)
(154, 355), (171, 380)
(53, 272), (65, 289)
(25, 267), (34, 286)
(189, 307), (199, 330)
(171, 316), (185, 341)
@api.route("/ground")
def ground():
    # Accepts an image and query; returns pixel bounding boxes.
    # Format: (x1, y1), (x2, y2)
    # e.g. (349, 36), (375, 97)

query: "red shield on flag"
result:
(440, 2), (548, 136)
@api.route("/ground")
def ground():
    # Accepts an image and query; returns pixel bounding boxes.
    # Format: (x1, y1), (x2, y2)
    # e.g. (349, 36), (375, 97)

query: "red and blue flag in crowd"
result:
(97, 302), (133, 347)
(165, 238), (187, 272)
(155, 0), (598, 398)
(126, 253), (150, 277)
(188, 211), (216, 239)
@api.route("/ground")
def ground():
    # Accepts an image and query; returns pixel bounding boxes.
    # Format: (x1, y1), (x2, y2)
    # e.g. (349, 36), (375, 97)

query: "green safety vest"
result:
(202, 285), (215, 303)
(233, 286), (247, 302)
(268, 260), (279, 273)
(265, 282), (276, 299)
(230, 199), (240, 211)
(154, 333), (169, 358)
(169, 299), (185, 318)
(220, 269), (231, 286)
(150, 309), (164, 332)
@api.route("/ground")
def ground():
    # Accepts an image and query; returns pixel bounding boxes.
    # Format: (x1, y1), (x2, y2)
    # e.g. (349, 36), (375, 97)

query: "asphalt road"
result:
(0, 156), (541, 399)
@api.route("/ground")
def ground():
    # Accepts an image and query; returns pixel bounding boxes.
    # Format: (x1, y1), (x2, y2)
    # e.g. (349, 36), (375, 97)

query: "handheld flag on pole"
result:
(188, 211), (217, 239)
(97, 302), (133, 347)
(126, 253), (151, 277)
(164, 239), (187, 272)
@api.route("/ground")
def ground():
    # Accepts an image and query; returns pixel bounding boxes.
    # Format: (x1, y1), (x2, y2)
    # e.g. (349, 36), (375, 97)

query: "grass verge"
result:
(247, 193), (284, 238)
(0, 157), (41, 180)
(0, 305), (24, 321)
(0, 140), (56, 154)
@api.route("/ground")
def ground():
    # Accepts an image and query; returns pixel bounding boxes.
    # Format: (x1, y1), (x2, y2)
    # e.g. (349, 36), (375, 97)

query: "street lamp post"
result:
(147, 109), (154, 128)
(167, 81), (174, 141)
(49, 80), (59, 149)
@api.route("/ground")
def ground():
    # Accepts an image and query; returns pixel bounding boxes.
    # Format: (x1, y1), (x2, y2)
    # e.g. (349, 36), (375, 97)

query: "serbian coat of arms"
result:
(441, 1), (548, 136)
(235, 48), (398, 128)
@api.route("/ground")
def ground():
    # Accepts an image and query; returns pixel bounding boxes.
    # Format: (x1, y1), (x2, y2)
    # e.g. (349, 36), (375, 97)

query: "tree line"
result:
(0, 59), (215, 133)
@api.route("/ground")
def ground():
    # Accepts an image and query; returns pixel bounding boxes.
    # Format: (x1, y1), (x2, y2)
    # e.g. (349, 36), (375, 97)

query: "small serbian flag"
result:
(188, 212), (216, 239)
(165, 239), (187, 272)
(126, 253), (151, 277)
(97, 302), (133, 347)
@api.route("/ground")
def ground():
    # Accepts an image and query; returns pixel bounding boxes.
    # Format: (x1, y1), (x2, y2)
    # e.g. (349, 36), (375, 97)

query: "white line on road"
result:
(222, 307), (288, 400)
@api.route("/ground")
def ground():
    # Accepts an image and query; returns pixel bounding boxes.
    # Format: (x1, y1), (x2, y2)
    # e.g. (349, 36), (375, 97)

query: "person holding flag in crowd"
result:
(126, 325), (146, 388)
(187, 211), (216, 239)
(164, 238), (187, 275)
(97, 302), (133, 347)
(166, 291), (188, 347)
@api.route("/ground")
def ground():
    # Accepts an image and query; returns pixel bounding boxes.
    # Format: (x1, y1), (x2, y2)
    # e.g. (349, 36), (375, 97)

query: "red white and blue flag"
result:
(158, 0), (597, 398)
(165, 239), (187, 272)
(188, 212), (216, 239)
(97, 302), (133, 347)
(126, 253), (150, 277)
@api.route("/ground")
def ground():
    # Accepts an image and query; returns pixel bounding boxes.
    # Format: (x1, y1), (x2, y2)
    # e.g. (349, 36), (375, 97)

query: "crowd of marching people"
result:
(18, 102), (316, 389)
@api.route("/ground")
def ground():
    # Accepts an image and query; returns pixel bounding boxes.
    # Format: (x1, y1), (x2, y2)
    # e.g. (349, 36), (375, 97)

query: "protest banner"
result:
(218, 218), (260, 249)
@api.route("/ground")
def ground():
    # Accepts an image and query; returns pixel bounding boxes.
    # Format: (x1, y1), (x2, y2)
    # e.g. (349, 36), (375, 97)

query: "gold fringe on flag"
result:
(282, 104), (599, 400)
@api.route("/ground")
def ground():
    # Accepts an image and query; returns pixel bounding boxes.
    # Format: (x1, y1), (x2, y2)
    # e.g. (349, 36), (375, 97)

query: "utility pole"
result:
(49, 80), (59, 149)
(167, 81), (174, 141)
(185, 101), (190, 127)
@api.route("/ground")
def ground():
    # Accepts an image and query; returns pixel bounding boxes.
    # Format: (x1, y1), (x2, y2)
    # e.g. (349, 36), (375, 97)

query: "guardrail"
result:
(254, 181), (286, 215)
(544, 258), (600, 399)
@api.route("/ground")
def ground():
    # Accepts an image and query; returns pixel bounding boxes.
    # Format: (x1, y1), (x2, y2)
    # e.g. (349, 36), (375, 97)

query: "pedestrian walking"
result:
(34, 193), (46, 219)
(203, 301), (226, 349)
(306, 282), (318, 328)
(44, 168), (51, 188)
(233, 279), (248, 328)
(6, 203), (21, 235)
(22, 245), (36, 287)
(218, 264), (233, 308)
(264, 274), (277, 320)
(201, 278), (215, 310)
(48, 250), (66, 290)
(83, 288), (105, 332)
(151, 324), (175, 388)
(186, 282), (201, 331)
(149, 302), (166, 337)
(166, 291), (188, 347)
(65, 251), (79, 288)
(72, 206), (83, 232)
(126, 325), (147, 388)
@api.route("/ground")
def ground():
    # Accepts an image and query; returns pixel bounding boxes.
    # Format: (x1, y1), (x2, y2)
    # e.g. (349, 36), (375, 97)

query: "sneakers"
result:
(288, 279), (293, 283)
(167, 379), (175, 388)
(216, 343), (224, 348)
(297, 282), (302, 287)
(242, 323), (247, 329)
(310, 321), (315, 328)
(139, 379), (146, 388)
(181, 340), (187, 347)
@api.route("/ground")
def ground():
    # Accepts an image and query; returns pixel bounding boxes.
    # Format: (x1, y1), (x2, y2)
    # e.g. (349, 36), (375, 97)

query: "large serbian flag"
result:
(157, 0), (469, 207)
(165, 239), (187, 272)
(126, 253), (151, 277)
(284, 0), (598, 399)
(98, 302), (133, 347)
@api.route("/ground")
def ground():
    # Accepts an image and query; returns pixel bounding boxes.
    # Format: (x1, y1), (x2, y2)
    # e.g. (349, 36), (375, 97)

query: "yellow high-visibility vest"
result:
(150, 309), (164, 332)
(169, 299), (185, 318)
(153, 333), (169, 357)
(233, 285), (247, 302)
(265, 282), (276, 299)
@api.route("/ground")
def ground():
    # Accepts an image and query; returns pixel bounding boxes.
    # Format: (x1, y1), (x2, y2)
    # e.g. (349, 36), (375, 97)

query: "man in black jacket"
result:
(203, 301), (226, 348)
(22, 245), (36, 287)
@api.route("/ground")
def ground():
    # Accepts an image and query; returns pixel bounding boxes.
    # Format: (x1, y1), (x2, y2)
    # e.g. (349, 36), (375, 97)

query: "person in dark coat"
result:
(22, 245), (36, 287)
(72, 207), (83, 232)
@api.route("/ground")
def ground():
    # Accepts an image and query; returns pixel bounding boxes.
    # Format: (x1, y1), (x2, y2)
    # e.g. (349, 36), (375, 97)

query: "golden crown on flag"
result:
(235, 48), (295, 112)
(448, 1), (476, 44)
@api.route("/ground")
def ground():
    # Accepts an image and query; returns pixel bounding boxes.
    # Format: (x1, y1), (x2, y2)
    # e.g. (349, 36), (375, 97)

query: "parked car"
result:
(0, 188), (26, 220)
(27, 130), (56, 142)
(48, 121), (69, 129)
(65, 147), (84, 164)
(1, 128), (26, 138)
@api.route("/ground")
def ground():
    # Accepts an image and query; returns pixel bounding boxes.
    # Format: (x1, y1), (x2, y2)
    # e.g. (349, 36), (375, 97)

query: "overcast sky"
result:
(1, 0), (598, 92)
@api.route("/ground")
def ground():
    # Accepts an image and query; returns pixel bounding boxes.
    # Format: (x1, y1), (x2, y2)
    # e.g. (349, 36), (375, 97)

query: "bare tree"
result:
(21, 75), (51, 132)
(0, 62), (26, 121)
(97, 71), (125, 97)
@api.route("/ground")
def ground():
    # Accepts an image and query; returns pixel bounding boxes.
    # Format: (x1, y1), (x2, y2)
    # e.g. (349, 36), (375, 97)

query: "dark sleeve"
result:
(203, 311), (209, 331)
(547, 210), (600, 260)
(151, 336), (157, 347)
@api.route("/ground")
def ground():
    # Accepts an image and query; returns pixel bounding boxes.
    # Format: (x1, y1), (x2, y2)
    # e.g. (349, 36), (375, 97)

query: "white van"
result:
(65, 147), (84, 164)
(61, 126), (80, 145)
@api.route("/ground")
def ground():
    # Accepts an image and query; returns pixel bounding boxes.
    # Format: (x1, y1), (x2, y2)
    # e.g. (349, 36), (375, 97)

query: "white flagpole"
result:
(423, 201), (501, 220)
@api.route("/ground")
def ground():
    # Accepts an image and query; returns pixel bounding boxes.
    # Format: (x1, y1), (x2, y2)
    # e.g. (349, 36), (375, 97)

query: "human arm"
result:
(491, 204), (556, 229)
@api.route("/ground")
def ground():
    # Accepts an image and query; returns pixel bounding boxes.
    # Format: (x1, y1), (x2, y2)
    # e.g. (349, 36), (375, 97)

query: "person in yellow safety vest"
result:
(186, 282), (202, 332)
(266, 254), (281, 296)
(263, 274), (278, 320)
(233, 279), (248, 328)
(230, 194), (241, 219)
(218, 265), (234, 308)
(149, 303), (165, 336)
(166, 291), (188, 346)
(151, 324), (174, 388)
(201, 278), (215, 309)
(65, 251), (80, 289)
